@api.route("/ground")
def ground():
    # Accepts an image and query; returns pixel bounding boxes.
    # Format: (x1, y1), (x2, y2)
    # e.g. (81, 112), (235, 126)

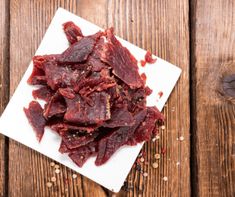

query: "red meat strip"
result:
(63, 21), (83, 44)
(62, 131), (99, 150)
(50, 123), (97, 134)
(59, 140), (70, 153)
(97, 28), (144, 88)
(69, 142), (97, 167)
(27, 66), (46, 85)
(95, 109), (147, 166)
(43, 93), (66, 119)
(64, 92), (111, 125)
(44, 62), (81, 90)
(58, 37), (96, 64)
(33, 55), (59, 70)
(145, 51), (157, 64)
(32, 86), (54, 102)
(58, 88), (75, 99)
(103, 107), (134, 128)
(24, 101), (46, 142)
(127, 106), (164, 145)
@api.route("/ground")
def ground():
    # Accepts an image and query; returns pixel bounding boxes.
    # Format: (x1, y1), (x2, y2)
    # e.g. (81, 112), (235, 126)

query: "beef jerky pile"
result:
(24, 21), (164, 167)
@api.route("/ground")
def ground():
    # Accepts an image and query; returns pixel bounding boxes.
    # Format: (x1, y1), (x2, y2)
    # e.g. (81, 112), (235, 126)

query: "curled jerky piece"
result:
(24, 101), (46, 142)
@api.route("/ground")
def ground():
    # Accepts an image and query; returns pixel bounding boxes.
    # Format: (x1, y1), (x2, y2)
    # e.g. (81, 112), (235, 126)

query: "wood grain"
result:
(9, 0), (106, 197)
(0, 0), (9, 196)
(7, 0), (190, 196)
(191, 0), (235, 196)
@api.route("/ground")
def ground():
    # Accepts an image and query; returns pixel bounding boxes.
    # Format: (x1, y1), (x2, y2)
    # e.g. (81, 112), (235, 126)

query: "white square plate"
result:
(0, 8), (181, 192)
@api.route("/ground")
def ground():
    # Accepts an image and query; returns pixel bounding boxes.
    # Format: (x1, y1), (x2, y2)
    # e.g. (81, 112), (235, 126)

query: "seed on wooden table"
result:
(55, 169), (60, 174)
(72, 174), (77, 179)
(46, 182), (53, 188)
(176, 162), (180, 166)
(140, 157), (145, 162)
(155, 135), (160, 140)
(154, 153), (161, 159)
(51, 177), (56, 182)
(50, 162), (55, 167)
(143, 172), (148, 177)
(161, 125), (165, 130)
(163, 176), (168, 181)
(152, 137), (157, 142)
(152, 162), (158, 168)
(179, 136), (184, 141)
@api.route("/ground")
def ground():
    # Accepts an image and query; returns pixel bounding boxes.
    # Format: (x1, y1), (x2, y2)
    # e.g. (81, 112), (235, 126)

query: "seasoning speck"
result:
(46, 182), (53, 188)
(152, 162), (158, 168)
(143, 172), (148, 177)
(179, 136), (184, 141)
(50, 162), (55, 167)
(163, 176), (168, 181)
(51, 177), (56, 182)
(154, 153), (161, 159)
(140, 157), (145, 162)
(72, 174), (77, 179)
(55, 169), (60, 174)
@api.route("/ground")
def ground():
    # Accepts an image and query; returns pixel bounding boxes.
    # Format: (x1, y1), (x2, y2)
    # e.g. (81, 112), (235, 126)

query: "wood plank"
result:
(8, 1), (106, 196)
(104, 0), (190, 196)
(191, 0), (235, 196)
(0, 0), (9, 196)
(8, 0), (190, 196)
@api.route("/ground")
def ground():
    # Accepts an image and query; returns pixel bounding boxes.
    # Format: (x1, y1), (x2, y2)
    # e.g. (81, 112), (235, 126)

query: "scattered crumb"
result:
(54, 164), (60, 169)
(152, 162), (158, 168)
(46, 182), (53, 188)
(143, 172), (148, 177)
(154, 153), (161, 160)
(50, 162), (55, 167)
(72, 174), (77, 179)
(179, 136), (185, 141)
(137, 62), (142, 67)
(55, 169), (60, 174)
(161, 125), (165, 130)
(152, 137), (157, 142)
(140, 157), (145, 162)
(155, 135), (160, 140)
(163, 176), (168, 181)
(51, 177), (56, 182)
(176, 162), (180, 166)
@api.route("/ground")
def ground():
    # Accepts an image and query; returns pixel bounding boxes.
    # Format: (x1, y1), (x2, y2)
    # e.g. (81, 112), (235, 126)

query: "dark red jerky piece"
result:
(24, 101), (46, 142)
(69, 142), (97, 167)
(33, 55), (60, 70)
(98, 28), (143, 89)
(64, 92), (111, 125)
(145, 51), (157, 64)
(32, 86), (54, 102)
(128, 106), (164, 145)
(27, 66), (46, 85)
(158, 91), (163, 98)
(44, 62), (81, 90)
(43, 93), (66, 119)
(50, 123), (97, 134)
(58, 37), (96, 64)
(144, 86), (153, 96)
(62, 131), (99, 150)
(63, 21), (83, 44)
(58, 88), (75, 99)
(95, 110), (147, 166)
(59, 140), (70, 153)
(103, 108), (134, 128)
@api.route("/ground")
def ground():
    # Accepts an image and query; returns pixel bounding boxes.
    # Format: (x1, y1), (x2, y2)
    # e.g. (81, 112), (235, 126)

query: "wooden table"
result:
(0, 0), (234, 196)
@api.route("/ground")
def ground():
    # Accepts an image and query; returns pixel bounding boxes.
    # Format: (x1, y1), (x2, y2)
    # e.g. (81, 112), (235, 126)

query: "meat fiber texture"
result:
(24, 21), (164, 167)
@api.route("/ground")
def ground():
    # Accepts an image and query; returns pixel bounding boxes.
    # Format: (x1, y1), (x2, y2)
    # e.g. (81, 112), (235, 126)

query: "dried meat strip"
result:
(64, 92), (111, 125)
(98, 28), (144, 88)
(95, 109), (147, 165)
(32, 86), (54, 102)
(24, 101), (46, 142)
(63, 21), (84, 44)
